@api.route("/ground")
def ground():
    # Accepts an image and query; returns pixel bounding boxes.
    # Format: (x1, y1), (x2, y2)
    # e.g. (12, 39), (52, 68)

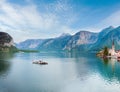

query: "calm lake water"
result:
(0, 52), (120, 92)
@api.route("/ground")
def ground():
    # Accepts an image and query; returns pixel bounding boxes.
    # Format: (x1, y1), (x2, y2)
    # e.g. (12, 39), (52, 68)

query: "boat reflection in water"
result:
(32, 60), (48, 65)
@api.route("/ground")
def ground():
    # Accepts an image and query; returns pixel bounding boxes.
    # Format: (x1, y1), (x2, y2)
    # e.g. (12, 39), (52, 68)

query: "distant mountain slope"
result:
(16, 33), (72, 51)
(98, 26), (114, 39)
(90, 26), (120, 51)
(16, 26), (120, 52)
(64, 31), (98, 51)
(16, 39), (46, 49)
(38, 34), (72, 51)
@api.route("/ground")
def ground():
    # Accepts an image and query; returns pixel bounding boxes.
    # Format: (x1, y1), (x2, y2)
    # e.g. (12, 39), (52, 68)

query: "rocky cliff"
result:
(0, 32), (17, 52)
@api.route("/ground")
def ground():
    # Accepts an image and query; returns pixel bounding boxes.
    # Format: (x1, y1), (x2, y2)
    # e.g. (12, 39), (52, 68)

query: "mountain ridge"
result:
(16, 26), (120, 52)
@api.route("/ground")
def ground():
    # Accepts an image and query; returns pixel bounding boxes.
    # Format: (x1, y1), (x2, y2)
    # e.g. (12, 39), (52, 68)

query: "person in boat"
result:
(39, 60), (42, 63)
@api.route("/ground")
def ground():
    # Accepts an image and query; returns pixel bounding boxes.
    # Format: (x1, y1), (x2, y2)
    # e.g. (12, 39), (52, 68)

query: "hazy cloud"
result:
(0, 0), (75, 42)
(0, 0), (120, 42)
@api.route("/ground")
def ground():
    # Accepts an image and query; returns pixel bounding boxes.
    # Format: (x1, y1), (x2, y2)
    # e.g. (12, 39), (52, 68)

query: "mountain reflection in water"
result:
(0, 52), (120, 92)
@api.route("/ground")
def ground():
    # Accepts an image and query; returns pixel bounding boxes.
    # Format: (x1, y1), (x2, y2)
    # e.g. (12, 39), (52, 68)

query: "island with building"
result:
(97, 40), (120, 59)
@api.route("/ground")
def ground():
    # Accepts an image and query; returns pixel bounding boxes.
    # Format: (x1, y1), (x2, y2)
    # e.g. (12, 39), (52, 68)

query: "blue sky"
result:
(0, 0), (120, 42)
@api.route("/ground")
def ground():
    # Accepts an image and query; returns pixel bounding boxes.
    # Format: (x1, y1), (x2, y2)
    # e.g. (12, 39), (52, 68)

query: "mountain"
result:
(16, 31), (98, 51)
(90, 26), (120, 51)
(16, 33), (72, 51)
(37, 34), (72, 51)
(64, 31), (98, 51)
(98, 26), (114, 39)
(16, 39), (46, 49)
(0, 32), (17, 52)
(16, 26), (120, 52)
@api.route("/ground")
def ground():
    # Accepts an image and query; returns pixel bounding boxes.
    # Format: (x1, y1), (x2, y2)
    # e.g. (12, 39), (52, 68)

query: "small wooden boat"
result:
(33, 60), (48, 65)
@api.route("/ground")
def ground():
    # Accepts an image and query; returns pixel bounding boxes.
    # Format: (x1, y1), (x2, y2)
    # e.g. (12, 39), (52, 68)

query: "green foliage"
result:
(103, 46), (108, 56)
(18, 49), (39, 53)
(0, 46), (18, 53)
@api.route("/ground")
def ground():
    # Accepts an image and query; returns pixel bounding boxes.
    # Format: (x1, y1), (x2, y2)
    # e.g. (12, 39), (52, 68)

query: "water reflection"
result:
(0, 52), (15, 60)
(1, 51), (120, 92)
(65, 51), (120, 83)
(0, 60), (11, 77)
(13, 51), (120, 83)
(0, 52), (14, 78)
(96, 57), (120, 82)
(31, 51), (96, 58)
(103, 58), (109, 65)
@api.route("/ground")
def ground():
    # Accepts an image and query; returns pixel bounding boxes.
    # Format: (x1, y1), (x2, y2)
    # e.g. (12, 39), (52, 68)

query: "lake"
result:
(0, 52), (120, 92)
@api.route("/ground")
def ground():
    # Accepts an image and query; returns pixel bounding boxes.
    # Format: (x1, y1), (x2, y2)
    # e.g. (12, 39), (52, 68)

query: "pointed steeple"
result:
(111, 39), (115, 56)
(112, 39), (114, 46)
(112, 40), (115, 50)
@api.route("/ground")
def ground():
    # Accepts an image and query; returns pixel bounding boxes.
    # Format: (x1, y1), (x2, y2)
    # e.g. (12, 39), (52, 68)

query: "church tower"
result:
(112, 40), (115, 50)
(111, 40), (115, 55)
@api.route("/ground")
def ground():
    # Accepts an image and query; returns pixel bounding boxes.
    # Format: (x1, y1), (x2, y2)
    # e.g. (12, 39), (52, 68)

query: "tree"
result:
(103, 46), (108, 56)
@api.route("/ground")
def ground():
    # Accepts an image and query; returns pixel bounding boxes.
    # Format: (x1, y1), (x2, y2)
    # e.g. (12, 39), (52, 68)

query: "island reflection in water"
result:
(0, 52), (120, 92)
(100, 58), (120, 82)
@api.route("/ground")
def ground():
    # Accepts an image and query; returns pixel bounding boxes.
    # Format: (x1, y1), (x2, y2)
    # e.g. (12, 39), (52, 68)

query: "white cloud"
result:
(0, 1), (59, 30)
(1, 0), (119, 43)
(0, 0), (75, 42)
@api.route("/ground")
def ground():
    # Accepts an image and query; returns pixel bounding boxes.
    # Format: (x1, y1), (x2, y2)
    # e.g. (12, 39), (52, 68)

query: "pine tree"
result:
(103, 46), (108, 56)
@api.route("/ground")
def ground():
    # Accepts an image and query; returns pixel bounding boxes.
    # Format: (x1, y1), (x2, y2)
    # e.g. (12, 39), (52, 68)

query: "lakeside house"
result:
(108, 41), (120, 58)
(97, 40), (120, 58)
